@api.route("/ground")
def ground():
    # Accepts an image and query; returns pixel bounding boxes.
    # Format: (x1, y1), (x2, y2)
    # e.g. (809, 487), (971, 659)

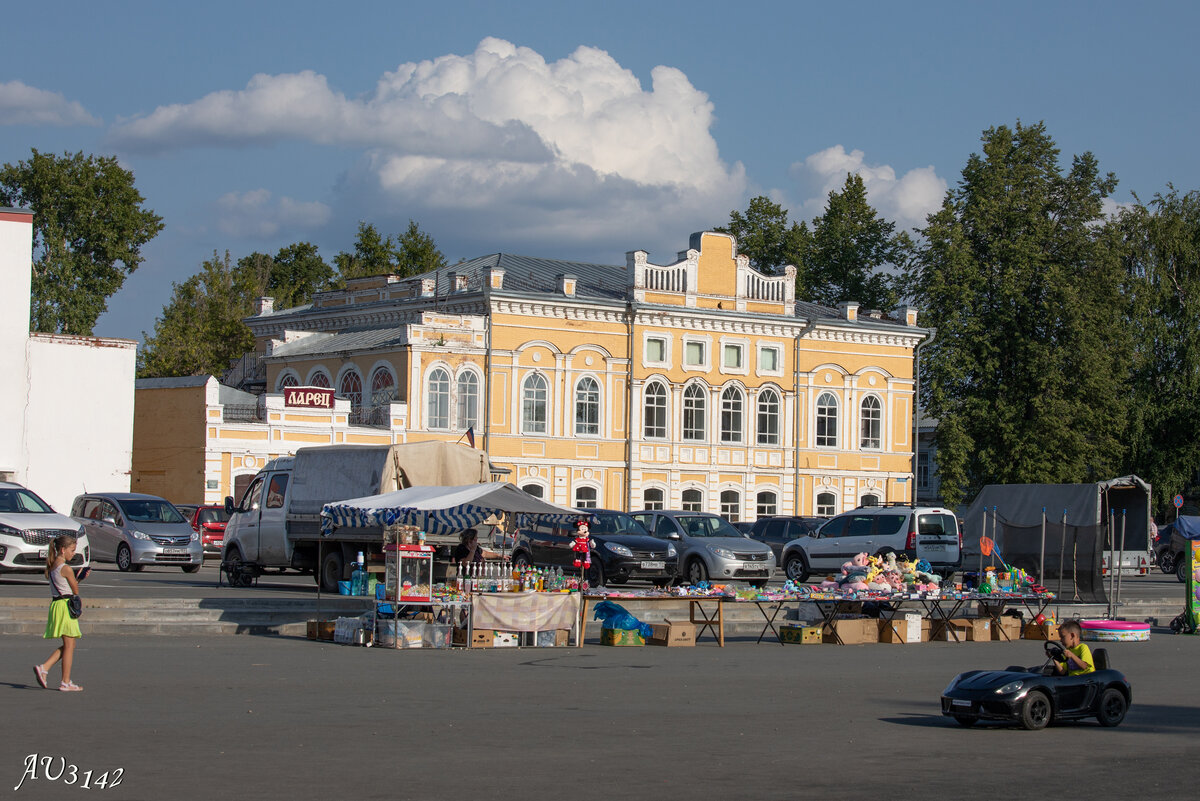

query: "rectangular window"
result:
(917, 452), (929, 489)
(723, 344), (743, 369)
(685, 341), (706, 367)
(759, 346), (779, 373)
(645, 337), (666, 363)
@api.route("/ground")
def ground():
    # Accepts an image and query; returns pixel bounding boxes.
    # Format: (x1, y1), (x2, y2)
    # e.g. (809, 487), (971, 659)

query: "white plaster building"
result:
(0, 208), (137, 512)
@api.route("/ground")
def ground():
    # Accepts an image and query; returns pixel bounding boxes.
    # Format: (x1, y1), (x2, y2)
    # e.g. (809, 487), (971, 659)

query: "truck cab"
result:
(223, 457), (294, 582)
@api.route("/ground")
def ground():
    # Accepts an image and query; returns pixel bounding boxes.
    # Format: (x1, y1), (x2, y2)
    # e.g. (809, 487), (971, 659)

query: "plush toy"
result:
(571, 519), (592, 569)
(839, 552), (871, 591)
(820, 574), (840, 589)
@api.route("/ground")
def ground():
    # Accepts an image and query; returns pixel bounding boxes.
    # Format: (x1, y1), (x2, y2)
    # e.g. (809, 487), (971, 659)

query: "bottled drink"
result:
(352, 552), (367, 595)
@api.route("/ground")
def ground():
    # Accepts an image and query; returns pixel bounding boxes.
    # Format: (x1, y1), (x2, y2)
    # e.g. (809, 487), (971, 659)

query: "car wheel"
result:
(116, 543), (134, 572)
(319, 550), (344, 594)
(686, 559), (709, 584)
(512, 551), (533, 569)
(953, 715), (978, 728)
(1158, 553), (1175, 574)
(586, 559), (605, 587)
(1019, 691), (1052, 730)
(783, 553), (809, 583)
(181, 564), (201, 574)
(226, 547), (252, 588)
(1177, 557), (1189, 583)
(1096, 688), (1128, 727)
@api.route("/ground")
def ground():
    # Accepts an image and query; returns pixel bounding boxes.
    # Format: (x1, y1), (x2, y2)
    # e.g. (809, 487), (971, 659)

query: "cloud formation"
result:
(790, 145), (947, 233)
(215, 189), (331, 239)
(0, 80), (99, 127)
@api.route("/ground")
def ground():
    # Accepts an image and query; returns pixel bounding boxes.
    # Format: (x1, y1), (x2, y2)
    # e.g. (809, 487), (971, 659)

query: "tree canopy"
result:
(717, 196), (809, 286)
(333, 221), (394, 283)
(394, 219), (447, 278)
(0, 149), (163, 335)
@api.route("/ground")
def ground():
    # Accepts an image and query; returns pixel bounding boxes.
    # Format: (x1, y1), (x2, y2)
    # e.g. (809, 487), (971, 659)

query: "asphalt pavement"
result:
(3, 630), (1198, 800)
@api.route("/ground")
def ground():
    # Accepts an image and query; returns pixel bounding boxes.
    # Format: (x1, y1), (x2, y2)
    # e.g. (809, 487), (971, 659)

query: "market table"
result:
(580, 595), (725, 646)
(472, 591), (581, 645)
(972, 594), (1055, 641)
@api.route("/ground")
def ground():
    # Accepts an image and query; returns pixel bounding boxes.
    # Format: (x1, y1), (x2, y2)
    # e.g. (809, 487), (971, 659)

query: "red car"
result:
(187, 504), (231, 557)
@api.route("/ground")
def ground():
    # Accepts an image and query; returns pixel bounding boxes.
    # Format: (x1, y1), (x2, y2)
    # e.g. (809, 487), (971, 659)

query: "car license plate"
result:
(37, 549), (47, 559)
(163, 548), (188, 555)
(741, 566), (767, 573)
(923, 544), (946, 552)
(640, 561), (665, 570)
(951, 699), (972, 707)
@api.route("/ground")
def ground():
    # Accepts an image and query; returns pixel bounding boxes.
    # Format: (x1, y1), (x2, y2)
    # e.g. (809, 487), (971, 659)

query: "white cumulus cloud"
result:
(0, 80), (99, 126)
(215, 189), (331, 239)
(790, 145), (947, 233)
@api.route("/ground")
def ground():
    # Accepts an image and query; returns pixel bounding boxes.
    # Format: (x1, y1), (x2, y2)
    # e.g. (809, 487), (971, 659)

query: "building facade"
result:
(235, 231), (929, 521)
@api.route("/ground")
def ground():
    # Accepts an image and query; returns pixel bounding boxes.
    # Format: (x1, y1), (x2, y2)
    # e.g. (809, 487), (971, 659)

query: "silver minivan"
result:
(71, 493), (202, 573)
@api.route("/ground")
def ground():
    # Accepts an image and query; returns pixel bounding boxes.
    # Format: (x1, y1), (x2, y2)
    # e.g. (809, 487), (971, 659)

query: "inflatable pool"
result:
(1080, 619), (1151, 642)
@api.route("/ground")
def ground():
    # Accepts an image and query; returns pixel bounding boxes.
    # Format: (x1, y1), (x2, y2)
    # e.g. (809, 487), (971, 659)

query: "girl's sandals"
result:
(58, 681), (82, 692)
(33, 665), (49, 689)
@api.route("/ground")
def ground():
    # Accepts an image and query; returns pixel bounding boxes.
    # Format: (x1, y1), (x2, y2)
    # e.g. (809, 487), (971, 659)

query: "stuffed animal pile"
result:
(818, 551), (941, 594)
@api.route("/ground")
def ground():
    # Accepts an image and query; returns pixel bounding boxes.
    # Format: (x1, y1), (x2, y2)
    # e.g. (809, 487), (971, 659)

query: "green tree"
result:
(717, 196), (810, 292)
(394, 219), (447, 278)
(0, 149), (163, 334)
(1118, 187), (1200, 512)
(138, 251), (254, 378)
(266, 241), (333, 308)
(906, 121), (1129, 505)
(807, 173), (905, 311)
(333, 221), (394, 284)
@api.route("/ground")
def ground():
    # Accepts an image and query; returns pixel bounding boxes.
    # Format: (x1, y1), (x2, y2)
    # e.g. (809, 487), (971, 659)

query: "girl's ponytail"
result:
(45, 534), (77, 578)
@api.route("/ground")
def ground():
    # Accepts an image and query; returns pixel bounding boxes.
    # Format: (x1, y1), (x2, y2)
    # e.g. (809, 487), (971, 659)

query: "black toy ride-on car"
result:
(940, 641), (1131, 730)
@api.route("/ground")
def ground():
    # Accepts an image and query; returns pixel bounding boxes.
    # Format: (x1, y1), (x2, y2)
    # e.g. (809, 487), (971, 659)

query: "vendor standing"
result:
(453, 530), (485, 565)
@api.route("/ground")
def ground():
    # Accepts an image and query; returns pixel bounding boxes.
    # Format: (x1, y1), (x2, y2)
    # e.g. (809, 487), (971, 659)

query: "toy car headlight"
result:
(995, 680), (1024, 695)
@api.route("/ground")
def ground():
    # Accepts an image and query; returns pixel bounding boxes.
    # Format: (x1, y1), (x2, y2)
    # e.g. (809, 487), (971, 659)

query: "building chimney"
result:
(255, 297), (274, 315)
(899, 305), (919, 326)
(837, 301), (859, 322)
(484, 267), (505, 289)
(556, 274), (577, 297)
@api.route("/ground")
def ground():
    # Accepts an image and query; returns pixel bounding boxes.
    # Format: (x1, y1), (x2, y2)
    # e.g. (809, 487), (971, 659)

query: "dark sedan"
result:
(511, 509), (678, 587)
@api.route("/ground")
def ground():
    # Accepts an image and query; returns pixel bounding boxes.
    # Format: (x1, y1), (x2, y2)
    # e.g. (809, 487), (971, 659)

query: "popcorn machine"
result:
(384, 543), (433, 603)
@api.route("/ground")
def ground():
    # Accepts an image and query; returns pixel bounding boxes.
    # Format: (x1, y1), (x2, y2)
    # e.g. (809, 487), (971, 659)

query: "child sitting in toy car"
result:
(1053, 620), (1095, 676)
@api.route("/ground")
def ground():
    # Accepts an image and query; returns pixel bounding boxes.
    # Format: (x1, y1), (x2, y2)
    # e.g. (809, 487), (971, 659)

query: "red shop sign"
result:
(284, 386), (335, 409)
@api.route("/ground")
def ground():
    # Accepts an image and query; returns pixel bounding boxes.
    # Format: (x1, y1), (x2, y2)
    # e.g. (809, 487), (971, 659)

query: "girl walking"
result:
(34, 534), (83, 692)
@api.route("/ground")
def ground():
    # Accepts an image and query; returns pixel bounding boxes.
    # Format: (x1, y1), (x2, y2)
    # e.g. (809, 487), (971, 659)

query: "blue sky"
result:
(2, 1), (1197, 341)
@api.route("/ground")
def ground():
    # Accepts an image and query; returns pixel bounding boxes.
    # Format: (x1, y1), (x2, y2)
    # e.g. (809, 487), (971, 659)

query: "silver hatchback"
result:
(71, 493), (202, 573)
(630, 510), (776, 587)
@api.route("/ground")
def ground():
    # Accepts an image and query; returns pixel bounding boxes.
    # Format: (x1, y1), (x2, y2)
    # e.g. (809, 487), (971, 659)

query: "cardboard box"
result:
(935, 618), (971, 641)
(780, 624), (823, 644)
(647, 620), (696, 647)
(470, 628), (496, 649)
(310, 620), (336, 641)
(306, 619), (319, 640)
(823, 617), (875, 644)
(601, 628), (645, 646)
(992, 617), (1022, 641)
(493, 631), (519, 648)
(535, 629), (571, 647)
(1023, 622), (1060, 641)
(452, 626), (470, 647)
(878, 613), (923, 644)
(921, 618), (932, 642)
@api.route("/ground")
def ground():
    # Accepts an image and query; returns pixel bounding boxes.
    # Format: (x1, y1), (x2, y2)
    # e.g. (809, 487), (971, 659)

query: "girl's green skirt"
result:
(44, 598), (82, 639)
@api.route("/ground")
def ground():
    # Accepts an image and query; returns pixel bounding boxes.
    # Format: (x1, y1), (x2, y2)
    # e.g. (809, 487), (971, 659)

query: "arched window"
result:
(816, 391), (839, 448)
(370, 367), (396, 406)
(720, 489), (741, 521)
(427, 367), (450, 429)
(457, 372), (479, 431)
(521, 484), (544, 499)
(522, 373), (548, 434)
(756, 491), (778, 517)
(681, 488), (703, 512)
(816, 491), (836, 517)
(682, 384), (706, 441)
(575, 376), (600, 436)
(643, 487), (665, 510)
(643, 382), (667, 439)
(276, 373), (298, 391)
(309, 370), (331, 389)
(861, 494), (880, 507)
(720, 386), (744, 443)
(757, 388), (780, 446)
(339, 370), (362, 408)
(860, 395), (882, 450)
(575, 486), (598, 509)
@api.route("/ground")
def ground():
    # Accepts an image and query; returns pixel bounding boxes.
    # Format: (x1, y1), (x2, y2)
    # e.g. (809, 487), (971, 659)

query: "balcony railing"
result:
(222, 404), (264, 423)
(349, 404), (392, 429)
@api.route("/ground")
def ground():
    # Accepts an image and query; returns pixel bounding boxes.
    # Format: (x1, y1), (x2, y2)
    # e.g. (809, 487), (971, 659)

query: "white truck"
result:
(221, 442), (490, 590)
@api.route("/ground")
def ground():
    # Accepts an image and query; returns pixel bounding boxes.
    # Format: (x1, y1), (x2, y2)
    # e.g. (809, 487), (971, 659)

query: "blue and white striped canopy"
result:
(320, 482), (581, 537)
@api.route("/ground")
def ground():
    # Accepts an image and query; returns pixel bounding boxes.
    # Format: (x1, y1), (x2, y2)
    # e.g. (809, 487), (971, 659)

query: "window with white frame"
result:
(521, 483), (544, 499)
(756, 388), (780, 445)
(575, 486), (598, 509)
(681, 488), (703, 512)
(756, 490), (778, 517)
(722, 343), (744, 370)
(309, 370), (331, 388)
(816, 491), (836, 516)
(645, 336), (667, 364)
(860, 395), (882, 450)
(758, 345), (780, 374)
(917, 452), (929, 489)
(642, 487), (665, 510)
(456, 372), (479, 431)
(521, 373), (548, 434)
(682, 384), (706, 441)
(719, 489), (741, 521)
(684, 340), (707, 368)
(427, 368), (450, 429)
(643, 382), (667, 439)
(720, 386), (744, 443)
(339, 370), (362, 408)
(575, 376), (600, 436)
(816, 391), (839, 447)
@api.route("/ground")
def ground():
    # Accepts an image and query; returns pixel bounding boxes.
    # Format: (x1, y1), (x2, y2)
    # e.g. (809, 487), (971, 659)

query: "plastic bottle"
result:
(352, 552), (367, 596)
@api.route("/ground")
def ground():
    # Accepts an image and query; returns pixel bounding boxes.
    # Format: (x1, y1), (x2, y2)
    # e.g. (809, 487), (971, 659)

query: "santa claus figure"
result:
(571, 519), (592, 568)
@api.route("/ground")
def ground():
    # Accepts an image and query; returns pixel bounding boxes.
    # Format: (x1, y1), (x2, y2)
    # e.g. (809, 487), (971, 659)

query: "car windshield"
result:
(198, 508), (230, 525)
(586, 512), (650, 536)
(675, 515), (741, 538)
(118, 499), (186, 524)
(0, 488), (54, 514)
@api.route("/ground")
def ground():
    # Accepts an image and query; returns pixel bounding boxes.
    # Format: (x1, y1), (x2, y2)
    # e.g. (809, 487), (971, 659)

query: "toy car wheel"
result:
(1177, 557), (1189, 583)
(1096, 688), (1127, 727)
(1019, 691), (1052, 730)
(953, 715), (978, 728)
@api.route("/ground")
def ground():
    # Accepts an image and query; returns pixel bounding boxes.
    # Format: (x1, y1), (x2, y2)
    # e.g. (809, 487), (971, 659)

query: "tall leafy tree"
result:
(1118, 187), (1200, 511)
(717, 196), (810, 292)
(807, 173), (905, 311)
(0, 149), (163, 334)
(394, 219), (447, 278)
(906, 121), (1128, 505)
(266, 241), (333, 308)
(333, 221), (394, 283)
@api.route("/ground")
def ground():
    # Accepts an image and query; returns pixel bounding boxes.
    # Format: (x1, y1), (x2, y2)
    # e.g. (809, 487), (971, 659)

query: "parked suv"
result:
(748, 516), (827, 562)
(630, 510), (776, 587)
(71, 493), (202, 573)
(512, 509), (678, 587)
(779, 504), (961, 582)
(0, 482), (89, 575)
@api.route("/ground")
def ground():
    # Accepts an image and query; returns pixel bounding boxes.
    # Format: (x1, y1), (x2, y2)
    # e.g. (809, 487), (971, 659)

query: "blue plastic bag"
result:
(591, 600), (653, 637)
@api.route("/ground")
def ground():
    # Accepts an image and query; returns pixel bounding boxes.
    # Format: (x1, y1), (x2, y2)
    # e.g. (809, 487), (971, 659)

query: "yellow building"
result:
(236, 230), (928, 521)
